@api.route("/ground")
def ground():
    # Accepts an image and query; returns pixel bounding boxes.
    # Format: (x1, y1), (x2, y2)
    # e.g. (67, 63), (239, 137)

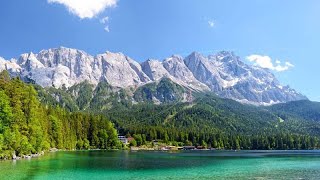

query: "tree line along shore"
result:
(0, 70), (320, 160)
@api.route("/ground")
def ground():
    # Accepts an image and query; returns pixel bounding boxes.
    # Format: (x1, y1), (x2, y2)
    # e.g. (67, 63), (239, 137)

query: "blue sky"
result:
(0, 0), (319, 101)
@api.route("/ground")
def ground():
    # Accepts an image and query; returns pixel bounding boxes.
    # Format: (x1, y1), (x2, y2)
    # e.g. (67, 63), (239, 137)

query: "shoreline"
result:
(3, 148), (320, 162)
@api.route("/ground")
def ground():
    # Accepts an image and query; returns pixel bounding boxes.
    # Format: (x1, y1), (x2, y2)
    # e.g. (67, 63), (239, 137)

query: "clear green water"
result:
(1, 150), (320, 180)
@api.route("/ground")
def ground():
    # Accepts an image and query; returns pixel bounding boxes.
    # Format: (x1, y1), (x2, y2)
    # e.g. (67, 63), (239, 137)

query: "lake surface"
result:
(1, 150), (320, 180)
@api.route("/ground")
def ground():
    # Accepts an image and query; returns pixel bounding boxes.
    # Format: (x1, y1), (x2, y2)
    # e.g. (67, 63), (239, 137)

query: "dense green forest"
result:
(1, 69), (320, 159)
(0, 71), (121, 159)
(105, 96), (320, 150)
(34, 79), (320, 150)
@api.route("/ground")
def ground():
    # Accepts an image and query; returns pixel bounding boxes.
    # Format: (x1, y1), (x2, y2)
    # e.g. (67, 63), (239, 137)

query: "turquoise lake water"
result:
(1, 150), (320, 180)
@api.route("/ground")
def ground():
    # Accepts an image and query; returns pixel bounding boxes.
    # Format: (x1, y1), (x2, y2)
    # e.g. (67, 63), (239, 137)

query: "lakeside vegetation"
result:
(1, 70), (320, 159)
(124, 132), (319, 150)
(0, 71), (121, 159)
(36, 79), (320, 151)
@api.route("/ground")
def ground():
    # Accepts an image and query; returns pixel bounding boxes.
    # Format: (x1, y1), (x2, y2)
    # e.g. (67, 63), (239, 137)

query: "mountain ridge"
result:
(0, 47), (307, 105)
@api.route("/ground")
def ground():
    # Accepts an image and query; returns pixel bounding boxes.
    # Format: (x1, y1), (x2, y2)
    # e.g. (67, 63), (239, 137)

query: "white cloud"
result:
(246, 55), (294, 72)
(100, 16), (109, 24)
(104, 26), (110, 32)
(100, 16), (110, 32)
(285, 62), (294, 67)
(208, 20), (215, 28)
(48, 0), (118, 19)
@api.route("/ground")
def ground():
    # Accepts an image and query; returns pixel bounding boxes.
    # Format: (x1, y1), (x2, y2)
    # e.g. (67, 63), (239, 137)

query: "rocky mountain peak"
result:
(0, 47), (307, 105)
(141, 59), (171, 81)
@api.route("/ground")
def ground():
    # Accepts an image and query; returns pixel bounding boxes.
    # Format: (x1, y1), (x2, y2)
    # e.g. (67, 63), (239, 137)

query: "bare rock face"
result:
(162, 55), (209, 91)
(184, 51), (306, 105)
(0, 47), (307, 105)
(0, 57), (21, 75)
(141, 59), (171, 81)
(36, 47), (100, 88)
(1, 47), (151, 88)
(95, 51), (150, 88)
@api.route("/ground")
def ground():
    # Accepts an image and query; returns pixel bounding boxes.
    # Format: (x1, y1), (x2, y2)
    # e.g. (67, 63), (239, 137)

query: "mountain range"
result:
(0, 47), (320, 153)
(0, 47), (307, 105)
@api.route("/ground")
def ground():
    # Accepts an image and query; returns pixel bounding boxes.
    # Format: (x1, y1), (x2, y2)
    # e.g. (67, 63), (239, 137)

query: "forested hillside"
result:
(0, 71), (121, 159)
(104, 94), (320, 150)
(1, 68), (319, 156)
(269, 100), (320, 122)
(33, 79), (320, 150)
